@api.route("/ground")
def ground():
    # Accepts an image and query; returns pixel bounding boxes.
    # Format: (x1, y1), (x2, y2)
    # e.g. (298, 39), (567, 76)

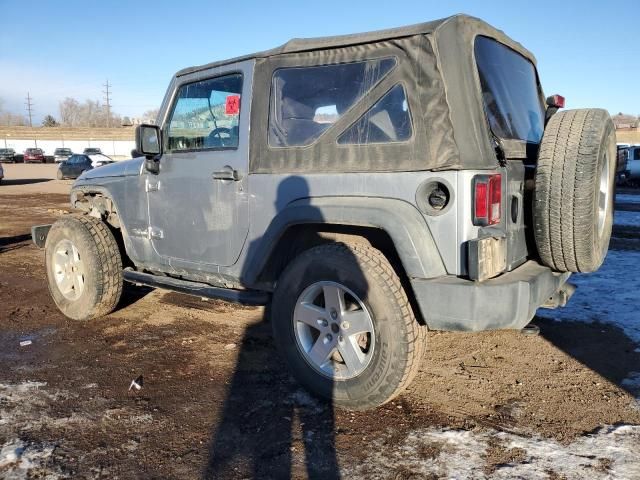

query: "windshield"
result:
(56, 149), (71, 154)
(475, 36), (545, 144)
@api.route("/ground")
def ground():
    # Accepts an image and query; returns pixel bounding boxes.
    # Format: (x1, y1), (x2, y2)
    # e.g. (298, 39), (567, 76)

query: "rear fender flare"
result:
(242, 196), (447, 284)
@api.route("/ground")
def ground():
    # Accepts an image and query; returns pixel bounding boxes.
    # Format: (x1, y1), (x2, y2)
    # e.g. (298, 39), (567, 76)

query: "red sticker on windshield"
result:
(225, 95), (240, 115)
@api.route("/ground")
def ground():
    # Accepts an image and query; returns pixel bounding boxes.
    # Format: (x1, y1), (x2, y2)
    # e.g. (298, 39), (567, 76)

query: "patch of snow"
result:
(616, 193), (640, 204)
(346, 425), (640, 479)
(621, 372), (640, 399)
(0, 381), (82, 430)
(537, 249), (640, 344)
(0, 381), (47, 394)
(614, 210), (640, 227)
(0, 439), (57, 479)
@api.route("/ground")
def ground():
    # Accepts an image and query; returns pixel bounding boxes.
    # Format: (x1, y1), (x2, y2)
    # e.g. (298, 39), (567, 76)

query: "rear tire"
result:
(272, 242), (427, 410)
(45, 215), (123, 320)
(534, 109), (616, 273)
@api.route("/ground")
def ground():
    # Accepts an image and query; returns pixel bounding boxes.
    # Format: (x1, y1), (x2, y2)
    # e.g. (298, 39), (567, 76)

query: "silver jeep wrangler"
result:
(34, 15), (616, 409)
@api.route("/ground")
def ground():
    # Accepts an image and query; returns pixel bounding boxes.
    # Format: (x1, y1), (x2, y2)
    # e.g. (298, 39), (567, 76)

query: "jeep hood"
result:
(77, 157), (143, 180)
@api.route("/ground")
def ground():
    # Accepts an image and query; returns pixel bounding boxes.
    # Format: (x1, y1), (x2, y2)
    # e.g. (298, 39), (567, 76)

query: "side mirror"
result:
(135, 124), (162, 174)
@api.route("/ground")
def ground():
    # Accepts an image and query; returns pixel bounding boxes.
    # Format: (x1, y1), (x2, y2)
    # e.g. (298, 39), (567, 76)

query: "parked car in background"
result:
(0, 148), (16, 163)
(83, 147), (102, 155)
(87, 153), (115, 167)
(24, 148), (45, 163)
(616, 145), (630, 182)
(57, 154), (115, 180)
(54, 148), (73, 163)
(626, 145), (640, 180)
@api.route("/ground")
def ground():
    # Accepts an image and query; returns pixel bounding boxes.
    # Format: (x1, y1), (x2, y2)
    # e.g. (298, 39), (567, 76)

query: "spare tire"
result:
(533, 109), (616, 273)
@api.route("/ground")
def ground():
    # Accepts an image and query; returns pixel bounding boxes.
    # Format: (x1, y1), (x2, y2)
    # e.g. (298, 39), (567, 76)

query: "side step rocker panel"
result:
(123, 270), (270, 306)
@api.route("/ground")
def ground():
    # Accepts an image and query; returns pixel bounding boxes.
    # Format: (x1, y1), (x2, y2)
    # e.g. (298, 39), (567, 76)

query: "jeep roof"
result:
(160, 14), (541, 176)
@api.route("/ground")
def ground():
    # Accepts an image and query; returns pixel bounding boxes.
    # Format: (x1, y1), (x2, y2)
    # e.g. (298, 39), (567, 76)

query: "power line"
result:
(103, 79), (112, 127)
(25, 92), (34, 127)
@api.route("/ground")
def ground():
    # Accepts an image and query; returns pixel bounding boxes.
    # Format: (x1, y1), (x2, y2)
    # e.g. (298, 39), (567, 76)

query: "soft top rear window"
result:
(475, 36), (544, 144)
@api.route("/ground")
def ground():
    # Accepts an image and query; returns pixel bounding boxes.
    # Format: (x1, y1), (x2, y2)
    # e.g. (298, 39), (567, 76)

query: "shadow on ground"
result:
(203, 315), (341, 479)
(537, 316), (640, 398)
(117, 283), (155, 310)
(0, 233), (32, 253)
(1, 178), (53, 186)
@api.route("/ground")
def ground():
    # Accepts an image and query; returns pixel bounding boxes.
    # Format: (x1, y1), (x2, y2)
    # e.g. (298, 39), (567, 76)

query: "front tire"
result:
(272, 242), (427, 410)
(45, 215), (123, 320)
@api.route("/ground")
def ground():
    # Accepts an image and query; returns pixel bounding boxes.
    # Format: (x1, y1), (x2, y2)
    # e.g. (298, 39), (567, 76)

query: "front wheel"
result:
(272, 242), (427, 410)
(45, 215), (123, 320)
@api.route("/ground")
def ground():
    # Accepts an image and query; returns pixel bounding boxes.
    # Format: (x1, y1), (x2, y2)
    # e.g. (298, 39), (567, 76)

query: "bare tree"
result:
(59, 97), (122, 127)
(0, 111), (28, 126)
(142, 108), (160, 123)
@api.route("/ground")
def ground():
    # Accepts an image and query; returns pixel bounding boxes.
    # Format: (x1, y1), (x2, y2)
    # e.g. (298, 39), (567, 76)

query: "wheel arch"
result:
(242, 197), (446, 325)
(70, 186), (133, 267)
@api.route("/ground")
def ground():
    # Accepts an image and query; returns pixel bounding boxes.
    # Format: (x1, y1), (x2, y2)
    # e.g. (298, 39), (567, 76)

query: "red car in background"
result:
(24, 148), (45, 163)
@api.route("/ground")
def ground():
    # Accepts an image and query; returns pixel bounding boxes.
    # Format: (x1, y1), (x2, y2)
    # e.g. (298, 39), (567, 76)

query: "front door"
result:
(147, 63), (251, 268)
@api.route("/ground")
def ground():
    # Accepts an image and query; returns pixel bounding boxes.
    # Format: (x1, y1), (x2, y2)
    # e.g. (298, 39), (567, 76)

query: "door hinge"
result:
(149, 227), (164, 239)
(146, 179), (160, 192)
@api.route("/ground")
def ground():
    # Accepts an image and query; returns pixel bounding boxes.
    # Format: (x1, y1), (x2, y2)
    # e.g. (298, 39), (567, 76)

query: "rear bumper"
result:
(411, 261), (571, 331)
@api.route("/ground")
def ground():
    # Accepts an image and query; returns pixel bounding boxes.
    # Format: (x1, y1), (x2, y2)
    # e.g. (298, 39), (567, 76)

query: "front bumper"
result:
(411, 261), (571, 331)
(31, 224), (52, 248)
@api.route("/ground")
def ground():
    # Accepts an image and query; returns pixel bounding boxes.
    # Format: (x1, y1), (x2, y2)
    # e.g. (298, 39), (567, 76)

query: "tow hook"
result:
(542, 283), (576, 309)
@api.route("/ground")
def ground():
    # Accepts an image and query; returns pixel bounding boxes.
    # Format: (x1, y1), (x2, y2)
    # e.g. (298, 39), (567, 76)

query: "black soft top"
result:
(177, 14), (535, 77)
(171, 14), (541, 173)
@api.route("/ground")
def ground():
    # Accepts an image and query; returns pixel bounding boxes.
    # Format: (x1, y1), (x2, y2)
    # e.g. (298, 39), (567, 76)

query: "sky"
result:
(1, 0), (638, 124)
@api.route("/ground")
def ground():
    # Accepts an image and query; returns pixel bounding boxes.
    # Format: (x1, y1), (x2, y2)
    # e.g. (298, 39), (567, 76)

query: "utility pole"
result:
(25, 92), (34, 127)
(103, 79), (112, 127)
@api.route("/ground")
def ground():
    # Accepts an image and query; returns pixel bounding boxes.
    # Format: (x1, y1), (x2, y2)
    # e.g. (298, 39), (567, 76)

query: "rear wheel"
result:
(45, 215), (123, 320)
(56, 169), (63, 180)
(272, 242), (427, 410)
(534, 109), (616, 272)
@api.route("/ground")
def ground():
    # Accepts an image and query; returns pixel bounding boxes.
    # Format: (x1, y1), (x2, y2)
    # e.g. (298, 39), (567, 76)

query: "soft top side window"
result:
(475, 36), (545, 144)
(269, 58), (396, 147)
(338, 84), (412, 145)
(167, 73), (243, 152)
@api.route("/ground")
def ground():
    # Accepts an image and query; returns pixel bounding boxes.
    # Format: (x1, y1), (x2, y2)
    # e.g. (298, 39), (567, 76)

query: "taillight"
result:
(473, 174), (501, 226)
(546, 94), (565, 109)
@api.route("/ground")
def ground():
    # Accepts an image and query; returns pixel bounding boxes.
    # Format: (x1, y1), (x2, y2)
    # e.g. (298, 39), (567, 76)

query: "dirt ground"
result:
(1, 164), (639, 479)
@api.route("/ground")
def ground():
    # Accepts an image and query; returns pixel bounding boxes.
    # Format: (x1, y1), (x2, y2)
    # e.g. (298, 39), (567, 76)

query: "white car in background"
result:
(54, 148), (73, 163)
(87, 153), (115, 168)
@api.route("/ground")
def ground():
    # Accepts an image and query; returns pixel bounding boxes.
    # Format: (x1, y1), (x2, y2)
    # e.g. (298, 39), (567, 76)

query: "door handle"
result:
(212, 165), (241, 181)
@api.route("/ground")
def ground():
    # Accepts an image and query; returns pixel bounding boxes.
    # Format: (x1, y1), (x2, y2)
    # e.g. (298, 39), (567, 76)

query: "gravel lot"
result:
(0, 163), (72, 195)
(1, 164), (639, 479)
